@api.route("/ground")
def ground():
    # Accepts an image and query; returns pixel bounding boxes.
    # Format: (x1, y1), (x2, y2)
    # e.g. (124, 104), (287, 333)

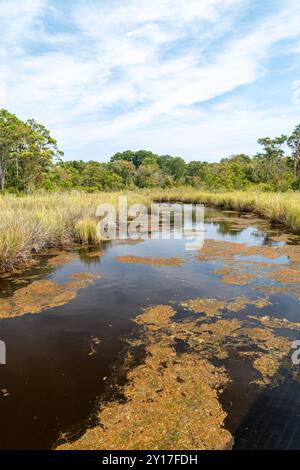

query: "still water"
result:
(0, 206), (300, 449)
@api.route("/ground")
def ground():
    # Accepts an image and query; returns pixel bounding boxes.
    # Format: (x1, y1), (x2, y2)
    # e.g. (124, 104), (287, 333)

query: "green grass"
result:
(155, 189), (300, 233)
(0, 191), (153, 272)
(0, 189), (300, 273)
(74, 219), (101, 244)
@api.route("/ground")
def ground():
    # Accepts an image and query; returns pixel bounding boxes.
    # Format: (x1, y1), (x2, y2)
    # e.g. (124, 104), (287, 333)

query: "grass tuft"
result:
(74, 219), (100, 244)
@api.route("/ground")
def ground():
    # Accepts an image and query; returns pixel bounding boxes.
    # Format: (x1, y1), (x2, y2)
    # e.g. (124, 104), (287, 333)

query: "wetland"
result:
(1, 205), (300, 450)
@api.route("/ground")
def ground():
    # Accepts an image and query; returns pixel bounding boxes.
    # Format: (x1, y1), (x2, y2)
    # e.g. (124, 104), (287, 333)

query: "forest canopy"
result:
(1, 109), (300, 193)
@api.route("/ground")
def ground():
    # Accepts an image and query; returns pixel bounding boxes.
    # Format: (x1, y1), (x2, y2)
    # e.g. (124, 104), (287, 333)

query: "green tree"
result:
(287, 124), (300, 179)
(109, 160), (136, 187)
(251, 135), (289, 188)
(0, 109), (28, 190)
(0, 109), (62, 191)
(110, 150), (159, 168)
(157, 155), (186, 182)
(136, 160), (164, 187)
(82, 161), (123, 190)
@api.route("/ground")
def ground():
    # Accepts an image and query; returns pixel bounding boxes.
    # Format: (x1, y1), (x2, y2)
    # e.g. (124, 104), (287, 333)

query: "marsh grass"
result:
(0, 191), (153, 272)
(1, 189), (300, 273)
(155, 189), (300, 233)
(75, 219), (100, 244)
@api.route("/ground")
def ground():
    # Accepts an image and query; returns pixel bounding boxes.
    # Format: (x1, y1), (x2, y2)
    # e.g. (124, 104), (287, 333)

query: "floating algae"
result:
(181, 296), (271, 317)
(56, 223), (300, 450)
(221, 272), (257, 285)
(198, 238), (300, 301)
(181, 298), (226, 317)
(236, 327), (291, 385)
(177, 295), (291, 386)
(269, 268), (300, 284)
(56, 292), (294, 450)
(57, 305), (233, 450)
(135, 304), (176, 329)
(47, 252), (79, 267)
(85, 251), (105, 258)
(88, 336), (102, 357)
(0, 388), (10, 398)
(0, 273), (100, 318)
(71, 272), (100, 281)
(250, 315), (300, 330)
(115, 255), (183, 267)
(197, 239), (287, 263)
(227, 296), (271, 312)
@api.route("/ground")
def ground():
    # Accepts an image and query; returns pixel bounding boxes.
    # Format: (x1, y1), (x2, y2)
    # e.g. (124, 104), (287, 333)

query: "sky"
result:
(0, 0), (300, 162)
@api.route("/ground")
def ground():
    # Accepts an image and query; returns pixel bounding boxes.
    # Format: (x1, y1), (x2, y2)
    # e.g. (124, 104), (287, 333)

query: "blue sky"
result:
(0, 0), (300, 162)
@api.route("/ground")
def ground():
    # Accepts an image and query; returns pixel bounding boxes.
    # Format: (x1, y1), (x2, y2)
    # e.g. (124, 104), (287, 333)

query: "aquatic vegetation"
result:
(85, 251), (105, 258)
(1, 189), (300, 273)
(181, 298), (225, 317)
(249, 315), (300, 330)
(57, 291), (294, 450)
(47, 252), (78, 267)
(239, 327), (291, 385)
(0, 273), (100, 318)
(115, 255), (183, 267)
(221, 272), (256, 285)
(0, 191), (153, 273)
(70, 272), (100, 281)
(157, 190), (300, 234)
(135, 304), (176, 329)
(0, 389), (10, 398)
(88, 336), (102, 356)
(58, 305), (233, 450)
(182, 296), (271, 317)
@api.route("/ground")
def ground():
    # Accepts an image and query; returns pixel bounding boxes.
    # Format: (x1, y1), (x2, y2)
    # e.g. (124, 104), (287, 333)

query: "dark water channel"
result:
(0, 206), (300, 449)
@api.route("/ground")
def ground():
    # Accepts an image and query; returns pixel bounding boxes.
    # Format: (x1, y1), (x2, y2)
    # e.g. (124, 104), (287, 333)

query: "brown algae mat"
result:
(0, 273), (100, 318)
(115, 255), (183, 267)
(57, 235), (300, 451)
(198, 238), (300, 291)
(57, 295), (297, 450)
(58, 305), (233, 450)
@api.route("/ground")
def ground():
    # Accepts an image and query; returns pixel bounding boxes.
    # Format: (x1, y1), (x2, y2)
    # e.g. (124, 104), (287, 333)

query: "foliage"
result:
(1, 108), (300, 193)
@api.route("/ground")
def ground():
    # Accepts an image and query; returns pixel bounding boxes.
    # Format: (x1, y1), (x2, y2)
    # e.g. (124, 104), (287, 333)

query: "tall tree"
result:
(287, 124), (300, 178)
(0, 109), (62, 190)
(109, 160), (135, 187)
(0, 109), (28, 190)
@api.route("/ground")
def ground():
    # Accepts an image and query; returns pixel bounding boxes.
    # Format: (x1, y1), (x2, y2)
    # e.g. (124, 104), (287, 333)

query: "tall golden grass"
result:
(0, 189), (300, 272)
(155, 188), (300, 233)
(0, 191), (152, 272)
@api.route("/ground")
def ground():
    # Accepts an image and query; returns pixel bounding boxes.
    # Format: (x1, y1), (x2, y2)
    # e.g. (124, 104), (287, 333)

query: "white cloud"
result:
(1, 0), (300, 160)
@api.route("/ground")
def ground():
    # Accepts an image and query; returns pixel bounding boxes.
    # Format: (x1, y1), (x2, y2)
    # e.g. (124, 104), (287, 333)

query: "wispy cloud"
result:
(0, 0), (300, 160)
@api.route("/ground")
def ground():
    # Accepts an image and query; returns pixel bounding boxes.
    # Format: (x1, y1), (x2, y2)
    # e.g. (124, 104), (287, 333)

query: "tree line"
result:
(1, 108), (300, 192)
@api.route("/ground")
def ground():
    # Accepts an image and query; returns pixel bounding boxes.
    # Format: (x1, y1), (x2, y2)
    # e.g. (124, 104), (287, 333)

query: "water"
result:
(0, 206), (300, 449)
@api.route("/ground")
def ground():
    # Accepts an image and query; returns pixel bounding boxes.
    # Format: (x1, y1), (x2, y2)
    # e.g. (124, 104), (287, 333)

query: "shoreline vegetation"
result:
(1, 108), (300, 273)
(1, 189), (300, 274)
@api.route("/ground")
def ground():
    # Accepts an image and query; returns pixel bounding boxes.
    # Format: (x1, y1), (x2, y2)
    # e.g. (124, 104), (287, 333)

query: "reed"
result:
(0, 189), (300, 273)
(74, 219), (100, 244)
(155, 189), (300, 233)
